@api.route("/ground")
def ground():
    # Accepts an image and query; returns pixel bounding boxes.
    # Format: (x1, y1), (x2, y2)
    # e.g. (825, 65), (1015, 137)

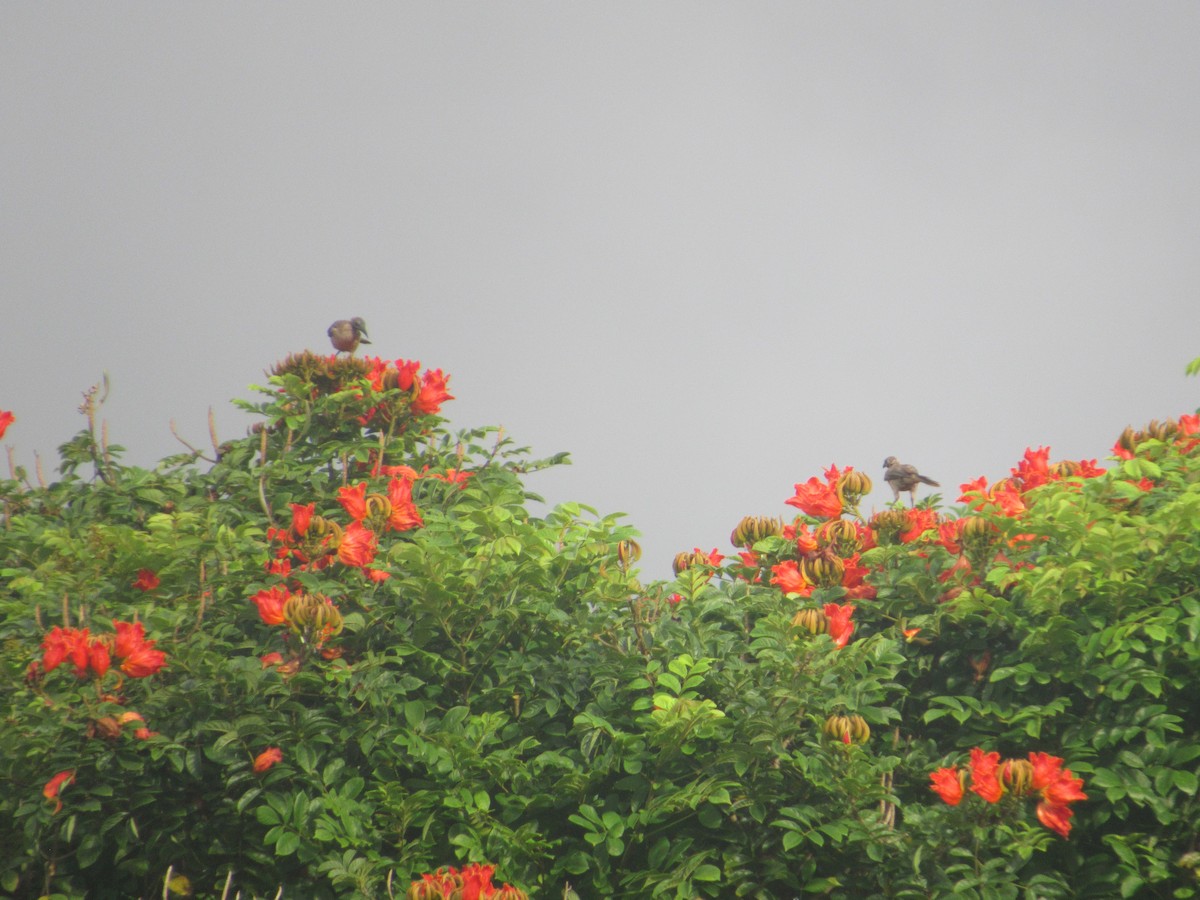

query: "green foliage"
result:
(1, 365), (1198, 898)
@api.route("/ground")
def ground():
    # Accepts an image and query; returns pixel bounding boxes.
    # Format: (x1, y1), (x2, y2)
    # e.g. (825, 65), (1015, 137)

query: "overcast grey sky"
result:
(3, 4), (1198, 578)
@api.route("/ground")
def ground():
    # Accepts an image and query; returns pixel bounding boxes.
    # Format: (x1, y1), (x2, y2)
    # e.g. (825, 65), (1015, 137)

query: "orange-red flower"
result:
(0, 410), (13, 440)
(394, 358), (421, 391)
(120, 641), (167, 678)
(412, 368), (454, 416)
(132, 568), (160, 591)
(968, 747), (1004, 803)
(386, 476), (424, 531)
(786, 476), (843, 519)
(253, 747), (283, 773)
(823, 602), (855, 648)
(251, 586), (290, 626)
(900, 508), (939, 543)
(1036, 801), (1075, 838)
(930, 766), (964, 805)
(337, 482), (369, 521)
(111, 620), (167, 678)
(290, 502), (315, 536)
(42, 626), (92, 677)
(43, 770), (75, 813)
(338, 521), (377, 568)
(769, 559), (811, 596)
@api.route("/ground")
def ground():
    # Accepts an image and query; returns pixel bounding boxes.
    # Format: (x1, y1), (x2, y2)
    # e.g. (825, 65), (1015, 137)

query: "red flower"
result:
(88, 641), (111, 678)
(260, 652), (284, 668)
(936, 519), (966, 554)
(132, 569), (160, 591)
(424, 467), (473, 485)
(1043, 769), (1088, 807)
(823, 602), (855, 648)
(394, 358), (421, 391)
(120, 641), (167, 678)
(958, 476), (990, 505)
(251, 586), (290, 626)
(0, 410), (14, 440)
(1036, 801), (1075, 838)
(1012, 446), (1051, 491)
(290, 502), (315, 536)
(386, 476), (424, 531)
(770, 559), (811, 596)
(786, 476), (843, 519)
(1178, 413), (1199, 436)
(930, 766), (964, 805)
(41, 626), (87, 675)
(900, 508), (939, 543)
(253, 747), (283, 773)
(337, 482), (369, 521)
(338, 521), (377, 568)
(1028, 751), (1064, 789)
(111, 620), (166, 678)
(43, 770), (75, 813)
(784, 522), (819, 555)
(412, 368), (454, 416)
(968, 748), (1004, 803)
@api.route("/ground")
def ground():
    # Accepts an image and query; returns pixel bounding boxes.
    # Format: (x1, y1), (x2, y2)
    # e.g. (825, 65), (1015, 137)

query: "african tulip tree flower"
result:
(1036, 801), (1076, 838)
(823, 602), (855, 648)
(338, 521), (378, 568)
(968, 747), (1004, 802)
(337, 482), (369, 521)
(253, 747), (283, 773)
(394, 358), (421, 391)
(0, 410), (13, 439)
(770, 559), (811, 597)
(929, 767), (964, 805)
(132, 569), (160, 591)
(412, 368), (454, 416)
(786, 475), (843, 519)
(386, 476), (424, 531)
(290, 502), (315, 535)
(43, 770), (75, 813)
(41, 626), (94, 677)
(251, 586), (290, 626)
(112, 620), (167, 678)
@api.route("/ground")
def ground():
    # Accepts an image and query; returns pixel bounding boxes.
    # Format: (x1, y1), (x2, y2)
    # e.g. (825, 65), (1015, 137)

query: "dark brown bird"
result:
(328, 318), (372, 355)
(883, 456), (940, 506)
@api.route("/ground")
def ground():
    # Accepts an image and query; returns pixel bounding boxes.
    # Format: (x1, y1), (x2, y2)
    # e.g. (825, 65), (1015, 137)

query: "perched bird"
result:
(327, 318), (372, 355)
(883, 456), (941, 506)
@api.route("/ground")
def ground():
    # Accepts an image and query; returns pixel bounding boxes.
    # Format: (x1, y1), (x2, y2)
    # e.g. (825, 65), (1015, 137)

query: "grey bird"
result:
(883, 456), (941, 506)
(327, 318), (372, 355)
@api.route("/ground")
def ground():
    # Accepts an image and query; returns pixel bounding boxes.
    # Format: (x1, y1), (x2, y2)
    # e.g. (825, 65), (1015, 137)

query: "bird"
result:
(327, 318), (372, 355)
(883, 456), (941, 506)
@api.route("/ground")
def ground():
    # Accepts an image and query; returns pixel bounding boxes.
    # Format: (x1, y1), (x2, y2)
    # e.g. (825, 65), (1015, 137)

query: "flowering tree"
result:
(1, 358), (1198, 898)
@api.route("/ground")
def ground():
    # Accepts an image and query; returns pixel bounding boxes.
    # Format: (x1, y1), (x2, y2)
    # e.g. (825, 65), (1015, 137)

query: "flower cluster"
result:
(358, 356), (455, 425)
(1112, 413), (1199, 460)
(406, 863), (527, 900)
(39, 620), (167, 680)
(930, 748), (1088, 838)
(959, 446), (1105, 517)
(266, 473), (424, 580)
(0, 409), (14, 440)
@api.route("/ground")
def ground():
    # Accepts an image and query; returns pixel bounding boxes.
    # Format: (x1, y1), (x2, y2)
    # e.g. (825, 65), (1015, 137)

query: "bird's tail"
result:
(919, 476), (940, 487)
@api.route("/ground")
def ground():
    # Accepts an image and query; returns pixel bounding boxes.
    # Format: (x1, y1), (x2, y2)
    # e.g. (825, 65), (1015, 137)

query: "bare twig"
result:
(170, 419), (215, 462)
